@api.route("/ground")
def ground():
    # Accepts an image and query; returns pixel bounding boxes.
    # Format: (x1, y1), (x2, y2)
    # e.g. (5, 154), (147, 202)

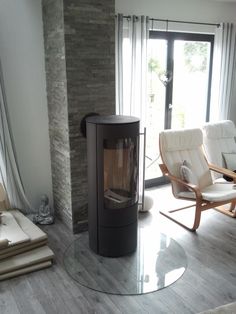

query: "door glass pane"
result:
(171, 40), (211, 128)
(146, 39), (167, 181)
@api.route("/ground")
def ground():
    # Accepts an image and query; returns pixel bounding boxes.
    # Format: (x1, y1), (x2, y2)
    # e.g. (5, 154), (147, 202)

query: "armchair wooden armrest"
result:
(209, 163), (236, 182)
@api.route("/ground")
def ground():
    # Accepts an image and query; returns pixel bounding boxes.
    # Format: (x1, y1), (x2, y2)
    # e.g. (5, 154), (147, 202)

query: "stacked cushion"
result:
(0, 209), (53, 280)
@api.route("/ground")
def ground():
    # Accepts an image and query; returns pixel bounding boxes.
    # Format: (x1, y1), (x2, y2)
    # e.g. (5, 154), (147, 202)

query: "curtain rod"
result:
(122, 15), (220, 28)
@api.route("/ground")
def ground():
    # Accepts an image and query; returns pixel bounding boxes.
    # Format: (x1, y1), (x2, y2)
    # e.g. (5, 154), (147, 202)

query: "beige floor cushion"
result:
(0, 209), (48, 260)
(0, 245), (54, 281)
(0, 211), (30, 246)
(0, 260), (52, 281)
(0, 245), (54, 276)
(0, 240), (48, 260)
(0, 209), (54, 280)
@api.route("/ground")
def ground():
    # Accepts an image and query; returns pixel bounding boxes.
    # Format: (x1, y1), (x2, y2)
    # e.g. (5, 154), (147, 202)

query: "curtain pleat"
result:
(115, 14), (124, 115)
(115, 15), (149, 210)
(0, 60), (32, 213)
(210, 23), (236, 122)
(115, 14), (149, 128)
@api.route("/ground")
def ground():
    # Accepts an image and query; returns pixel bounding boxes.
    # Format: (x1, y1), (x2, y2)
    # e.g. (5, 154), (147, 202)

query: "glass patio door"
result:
(145, 31), (214, 186)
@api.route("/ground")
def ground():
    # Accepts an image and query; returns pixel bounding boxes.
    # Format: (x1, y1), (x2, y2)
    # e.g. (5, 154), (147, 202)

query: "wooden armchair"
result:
(159, 128), (236, 231)
(202, 120), (236, 217)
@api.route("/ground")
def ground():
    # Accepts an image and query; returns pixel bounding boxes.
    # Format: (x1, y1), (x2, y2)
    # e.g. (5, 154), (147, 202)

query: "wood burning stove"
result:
(86, 115), (139, 257)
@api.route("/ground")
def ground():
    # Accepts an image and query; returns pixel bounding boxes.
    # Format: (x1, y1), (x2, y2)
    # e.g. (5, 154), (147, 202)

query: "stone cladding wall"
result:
(42, 0), (115, 232)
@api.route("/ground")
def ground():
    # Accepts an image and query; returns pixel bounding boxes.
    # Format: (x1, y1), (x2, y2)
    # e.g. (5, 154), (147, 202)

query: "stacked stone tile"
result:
(42, 0), (115, 232)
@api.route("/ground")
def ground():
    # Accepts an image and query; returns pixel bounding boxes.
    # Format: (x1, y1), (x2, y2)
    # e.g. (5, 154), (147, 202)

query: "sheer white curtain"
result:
(210, 23), (236, 122)
(116, 14), (149, 130)
(0, 60), (32, 213)
(115, 14), (149, 210)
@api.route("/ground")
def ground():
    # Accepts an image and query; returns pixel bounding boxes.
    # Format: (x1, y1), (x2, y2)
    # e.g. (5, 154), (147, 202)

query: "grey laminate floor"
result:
(1, 185), (236, 314)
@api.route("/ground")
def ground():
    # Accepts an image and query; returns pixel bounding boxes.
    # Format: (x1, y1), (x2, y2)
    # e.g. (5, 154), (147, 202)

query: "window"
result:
(145, 31), (214, 186)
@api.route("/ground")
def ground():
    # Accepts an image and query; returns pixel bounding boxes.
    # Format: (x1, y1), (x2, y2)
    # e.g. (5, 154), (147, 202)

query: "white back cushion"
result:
(160, 128), (212, 196)
(202, 120), (236, 180)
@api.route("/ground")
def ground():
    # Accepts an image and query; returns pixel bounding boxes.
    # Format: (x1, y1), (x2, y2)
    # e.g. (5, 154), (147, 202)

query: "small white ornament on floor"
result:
(139, 195), (154, 212)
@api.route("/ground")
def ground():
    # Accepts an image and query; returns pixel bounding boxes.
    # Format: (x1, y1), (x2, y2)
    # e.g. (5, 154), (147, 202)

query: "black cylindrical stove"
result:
(86, 115), (139, 257)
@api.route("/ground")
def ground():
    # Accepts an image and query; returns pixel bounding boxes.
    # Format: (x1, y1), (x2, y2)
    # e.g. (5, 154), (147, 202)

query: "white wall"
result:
(0, 0), (52, 211)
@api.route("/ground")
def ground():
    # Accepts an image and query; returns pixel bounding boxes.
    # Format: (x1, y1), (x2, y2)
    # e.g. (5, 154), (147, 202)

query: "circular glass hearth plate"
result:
(63, 228), (187, 295)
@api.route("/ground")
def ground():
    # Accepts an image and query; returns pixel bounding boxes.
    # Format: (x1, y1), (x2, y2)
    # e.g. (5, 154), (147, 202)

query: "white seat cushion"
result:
(178, 183), (236, 202)
(214, 177), (230, 184)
